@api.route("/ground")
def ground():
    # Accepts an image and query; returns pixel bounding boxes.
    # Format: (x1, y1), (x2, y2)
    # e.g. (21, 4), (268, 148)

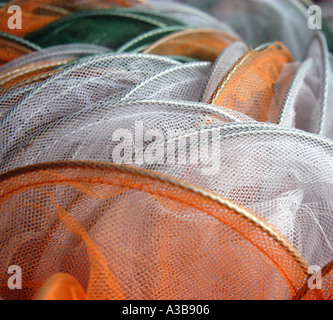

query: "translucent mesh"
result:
(0, 58), (74, 88)
(0, 0), (144, 37)
(0, 161), (310, 299)
(0, 44), (111, 88)
(0, 0), (332, 301)
(324, 53), (333, 140)
(0, 99), (253, 173)
(121, 61), (211, 100)
(207, 42), (293, 122)
(0, 43), (111, 74)
(291, 33), (329, 135)
(0, 53), (181, 155)
(142, 0), (239, 38)
(296, 260), (333, 300)
(116, 25), (189, 52)
(143, 28), (240, 61)
(200, 41), (248, 103)
(129, 123), (333, 268)
(0, 32), (40, 66)
(181, 0), (317, 61)
(25, 8), (184, 49)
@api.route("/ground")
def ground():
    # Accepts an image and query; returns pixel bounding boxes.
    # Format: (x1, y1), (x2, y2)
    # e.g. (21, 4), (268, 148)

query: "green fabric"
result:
(115, 8), (189, 27)
(117, 26), (190, 53)
(0, 31), (41, 51)
(25, 9), (185, 49)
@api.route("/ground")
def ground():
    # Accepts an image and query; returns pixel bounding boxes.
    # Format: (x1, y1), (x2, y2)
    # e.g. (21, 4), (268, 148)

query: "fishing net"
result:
(0, 98), (254, 173)
(0, 161), (310, 300)
(25, 8), (187, 49)
(0, 0), (145, 37)
(0, 44), (111, 88)
(207, 42), (294, 122)
(0, 31), (40, 66)
(170, 0), (317, 61)
(0, 0), (332, 301)
(0, 53), (183, 159)
(128, 122), (333, 268)
(143, 28), (240, 61)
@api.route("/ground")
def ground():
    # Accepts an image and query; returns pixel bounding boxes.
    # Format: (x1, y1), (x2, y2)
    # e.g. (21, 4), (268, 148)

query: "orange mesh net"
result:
(208, 42), (294, 122)
(0, 58), (73, 88)
(0, 37), (34, 66)
(0, 0), (146, 37)
(143, 28), (239, 61)
(0, 161), (319, 300)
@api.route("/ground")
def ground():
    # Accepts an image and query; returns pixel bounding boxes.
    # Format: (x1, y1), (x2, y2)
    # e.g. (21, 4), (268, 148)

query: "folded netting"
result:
(0, 31), (40, 66)
(0, 43), (111, 74)
(293, 33), (330, 136)
(179, 0), (318, 61)
(0, 44), (111, 88)
(0, 98), (254, 173)
(116, 25), (189, 52)
(128, 122), (333, 268)
(25, 8), (187, 49)
(0, 53), (181, 155)
(143, 28), (240, 61)
(200, 41), (248, 102)
(143, 0), (239, 38)
(207, 42), (294, 122)
(274, 32), (333, 139)
(0, 161), (311, 299)
(0, 0), (145, 37)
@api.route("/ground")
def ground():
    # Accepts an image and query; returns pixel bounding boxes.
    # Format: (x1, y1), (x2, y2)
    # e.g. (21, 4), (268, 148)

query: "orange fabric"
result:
(208, 42), (293, 122)
(0, 161), (314, 300)
(144, 28), (239, 61)
(0, 38), (34, 66)
(0, 0), (146, 37)
(33, 273), (87, 300)
(0, 59), (73, 88)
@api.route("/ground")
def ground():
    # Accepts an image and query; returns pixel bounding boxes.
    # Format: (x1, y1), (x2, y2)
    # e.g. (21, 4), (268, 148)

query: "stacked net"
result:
(0, 161), (310, 300)
(25, 8), (189, 49)
(0, 43), (111, 88)
(0, 98), (254, 173)
(0, 0), (145, 37)
(0, 0), (333, 301)
(0, 31), (40, 66)
(143, 28), (240, 61)
(127, 122), (333, 268)
(207, 42), (294, 122)
(168, 0), (321, 61)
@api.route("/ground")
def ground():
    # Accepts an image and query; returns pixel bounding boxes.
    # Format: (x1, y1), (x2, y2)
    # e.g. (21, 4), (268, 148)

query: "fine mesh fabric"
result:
(0, 0), (145, 37)
(0, 99), (253, 173)
(129, 123), (333, 268)
(0, 161), (310, 300)
(0, 31), (40, 66)
(207, 42), (294, 122)
(0, 44), (111, 88)
(0, 53), (181, 151)
(142, 0), (239, 38)
(25, 8), (186, 49)
(171, 0), (318, 61)
(0, 0), (333, 301)
(143, 28), (240, 61)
